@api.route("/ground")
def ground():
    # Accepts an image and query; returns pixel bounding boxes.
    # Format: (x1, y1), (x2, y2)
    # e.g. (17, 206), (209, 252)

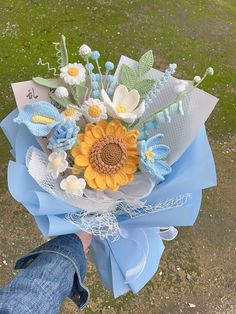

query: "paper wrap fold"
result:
(0, 106), (216, 297)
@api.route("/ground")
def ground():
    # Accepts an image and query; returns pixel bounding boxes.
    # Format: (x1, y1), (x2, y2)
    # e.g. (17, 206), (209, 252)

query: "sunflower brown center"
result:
(88, 136), (127, 174)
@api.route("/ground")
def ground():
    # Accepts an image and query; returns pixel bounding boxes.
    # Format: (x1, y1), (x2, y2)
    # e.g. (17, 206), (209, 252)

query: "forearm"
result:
(0, 252), (75, 314)
(0, 234), (89, 313)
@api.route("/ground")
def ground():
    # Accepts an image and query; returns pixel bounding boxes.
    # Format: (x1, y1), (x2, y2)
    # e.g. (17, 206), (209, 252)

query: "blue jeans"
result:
(0, 234), (90, 313)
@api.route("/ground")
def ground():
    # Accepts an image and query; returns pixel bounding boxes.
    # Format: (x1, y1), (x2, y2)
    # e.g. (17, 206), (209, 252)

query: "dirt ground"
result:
(0, 0), (235, 313)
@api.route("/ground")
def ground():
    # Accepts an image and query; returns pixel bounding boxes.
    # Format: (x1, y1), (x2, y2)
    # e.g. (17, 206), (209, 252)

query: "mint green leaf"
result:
(135, 79), (155, 96)
(49, 92), (70, 109)
(33, 77), (63, 89)
(69, 84), (85, 103)
(120, 64), (137, 89)
(60, 35), (68, 67)
(138, 50), (154, 76)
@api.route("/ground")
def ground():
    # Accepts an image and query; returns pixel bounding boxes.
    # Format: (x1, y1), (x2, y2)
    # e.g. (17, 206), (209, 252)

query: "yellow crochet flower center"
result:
(67, 67), (79, 77)
(64, 108), (76, 117)
(116, 105), (127, 113)
(145, 147), (155, 163)
(88, 105), (101, 118)
(71, 120), (139, 191)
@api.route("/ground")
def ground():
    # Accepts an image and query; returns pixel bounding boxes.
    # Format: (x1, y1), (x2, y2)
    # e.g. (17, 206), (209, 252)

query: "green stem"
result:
(67, 166), (82, 172)
(86, 59), (93, 98)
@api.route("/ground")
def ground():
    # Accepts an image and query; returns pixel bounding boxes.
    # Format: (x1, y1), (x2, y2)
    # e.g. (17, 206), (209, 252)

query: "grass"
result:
(0, 1), (235, 158)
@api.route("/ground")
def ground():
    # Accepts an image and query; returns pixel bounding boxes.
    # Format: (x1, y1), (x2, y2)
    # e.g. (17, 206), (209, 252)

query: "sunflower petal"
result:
(95, 173), (106, 190)
(79, 142), (90, 155)
(87, 178), (97, 189)
(115, 125), (127, 137)
(91, 126), (105, 139)
(105, 175), (116, 190)
(85, 123), (94, 132)
(113, 171), (128, 185)
(97, 120), (108, 130)
(123, 162), (137, 174)
(71, 146), (81, 158)
(84, 165), (96, 181)
(74, 155), (89, 166)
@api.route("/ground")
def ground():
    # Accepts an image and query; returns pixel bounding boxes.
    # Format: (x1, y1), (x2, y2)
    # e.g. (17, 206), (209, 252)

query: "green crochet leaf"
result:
(32, 77), (62, 89)
(49, 92), (70, 109)
(120, 64), (137, 89)
(138, 50), (154, 76)
(135, 79), (155, 96)
(60, 35), (68, 67)
(69, 84), (85, 103)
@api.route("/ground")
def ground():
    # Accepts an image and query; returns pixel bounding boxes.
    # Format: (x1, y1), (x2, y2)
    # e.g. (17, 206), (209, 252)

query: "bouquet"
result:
(0, 35), (218, 298)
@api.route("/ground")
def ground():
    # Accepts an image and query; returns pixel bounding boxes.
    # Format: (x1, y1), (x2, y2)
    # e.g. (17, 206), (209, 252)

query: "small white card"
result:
(11, 80), (52, 110)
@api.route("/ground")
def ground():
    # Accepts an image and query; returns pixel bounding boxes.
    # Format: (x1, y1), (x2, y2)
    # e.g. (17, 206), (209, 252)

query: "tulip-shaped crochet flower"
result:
(101, 85), (145, 123)
(47, 121), (79, 152)
(137, 134), (171, 182)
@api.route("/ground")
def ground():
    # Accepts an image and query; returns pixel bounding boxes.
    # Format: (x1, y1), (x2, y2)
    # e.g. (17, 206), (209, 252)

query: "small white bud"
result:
(79, 44), (92, 58)
(206, 67), (214, 75)
(193, 75), (201, 83)
(55, 86), (69, 98)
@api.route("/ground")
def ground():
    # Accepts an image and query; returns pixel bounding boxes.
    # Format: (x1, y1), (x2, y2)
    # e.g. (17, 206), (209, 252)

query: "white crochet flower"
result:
(81, 98), (107, 123)
(47, 151), (68, 179)
(60, 175), (86, 196)
(101, 85), (145, 123)
(55, 86), (69, 98)
(60, 107), (82, 122)
(60, 63), (86, 86)
(79, 44), (91, 58)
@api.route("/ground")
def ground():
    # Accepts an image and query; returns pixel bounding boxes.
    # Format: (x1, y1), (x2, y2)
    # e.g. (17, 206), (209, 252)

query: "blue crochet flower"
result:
(47, 121), (79, 152)
(137, 134), (171, 183)
(14, 102), (61, 136)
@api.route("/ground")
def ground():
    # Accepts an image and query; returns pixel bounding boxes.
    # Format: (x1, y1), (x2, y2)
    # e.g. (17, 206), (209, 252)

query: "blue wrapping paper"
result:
(0, 109), (217, 297)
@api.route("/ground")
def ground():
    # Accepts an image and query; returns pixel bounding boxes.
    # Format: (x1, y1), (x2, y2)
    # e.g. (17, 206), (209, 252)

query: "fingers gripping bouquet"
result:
(1, 36), (218, 297)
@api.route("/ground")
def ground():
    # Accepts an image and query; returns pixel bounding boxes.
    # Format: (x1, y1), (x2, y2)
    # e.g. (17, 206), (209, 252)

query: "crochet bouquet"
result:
(1, 36), (218, 297)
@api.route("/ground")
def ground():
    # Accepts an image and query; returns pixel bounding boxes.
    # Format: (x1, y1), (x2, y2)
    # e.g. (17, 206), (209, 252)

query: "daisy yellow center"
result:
(116, 105), (127, 113)
(88, 105), (101, 118)
(67, 67), (79, 77)
(145, 147), (155, 162)
(64, 108), (76, 117)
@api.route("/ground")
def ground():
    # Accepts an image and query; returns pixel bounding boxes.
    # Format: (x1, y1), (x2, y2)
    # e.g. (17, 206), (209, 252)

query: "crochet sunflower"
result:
(71, 119), (139, 191)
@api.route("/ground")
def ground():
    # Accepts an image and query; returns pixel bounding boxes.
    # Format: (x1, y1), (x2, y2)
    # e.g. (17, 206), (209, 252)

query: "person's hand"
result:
(76, 232), (92, 251)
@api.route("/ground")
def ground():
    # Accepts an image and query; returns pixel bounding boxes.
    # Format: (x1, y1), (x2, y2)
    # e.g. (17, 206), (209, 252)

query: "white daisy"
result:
(60, 63), (86, 86)
(47, 151), (68, 179)
(101, 85), (145, 123)
(60, 175), (86, 196)
(81, 98), (107, 123)
(60, 107), (82, 122)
